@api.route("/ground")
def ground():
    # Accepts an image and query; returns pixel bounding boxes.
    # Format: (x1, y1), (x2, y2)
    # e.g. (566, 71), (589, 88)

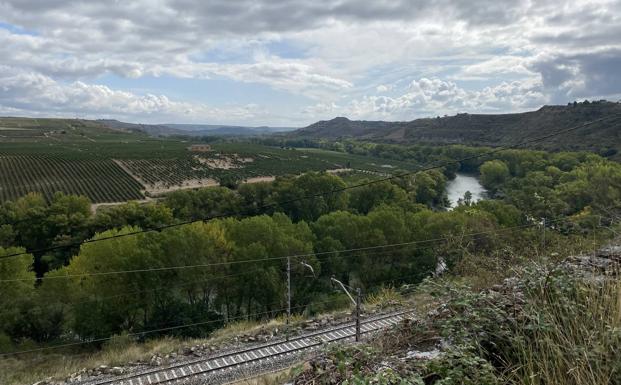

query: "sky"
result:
(0, 0), (620, 127)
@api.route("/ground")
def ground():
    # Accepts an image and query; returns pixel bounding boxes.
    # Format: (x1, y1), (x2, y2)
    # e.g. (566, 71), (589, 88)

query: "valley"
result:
(1, 108), (621, 385)
(3, 1), (621, 384)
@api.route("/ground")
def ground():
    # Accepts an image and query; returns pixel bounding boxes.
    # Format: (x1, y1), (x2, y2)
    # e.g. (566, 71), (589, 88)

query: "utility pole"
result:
(331, 277), (361, 342)
(285, 259), (314, 341)
(355, 288), (361, 342)
(542, 217), (546, 252)
(286, 256), (291, 341)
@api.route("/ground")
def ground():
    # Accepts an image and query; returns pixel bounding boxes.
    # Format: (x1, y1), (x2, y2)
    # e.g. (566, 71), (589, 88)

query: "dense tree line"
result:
(1, 145), (620, 353)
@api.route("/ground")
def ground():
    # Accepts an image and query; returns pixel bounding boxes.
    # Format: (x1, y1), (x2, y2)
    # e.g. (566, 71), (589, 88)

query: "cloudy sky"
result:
(1, 0), (620, 126)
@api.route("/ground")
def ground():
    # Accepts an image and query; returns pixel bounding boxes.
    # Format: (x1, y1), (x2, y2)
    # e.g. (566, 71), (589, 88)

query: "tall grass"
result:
(509, 269), (621, 385)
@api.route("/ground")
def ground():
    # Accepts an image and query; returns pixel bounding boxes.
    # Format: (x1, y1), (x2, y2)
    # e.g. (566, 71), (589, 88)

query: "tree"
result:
(237, 182), (274, 216)
(92, 202), (174, 233)
(270, 173), (348, 222)
(412, 170), (447, 206)
(348, 181), (407, 214)
(164, 187), (243, 221)
(222, 214), (315, 317)
(457, 191), (473, 206)
(64, 227), (162, 339)
(5, 192), (92, 274)
(480, 160), (510, 192)
(0, 248), (35, 345)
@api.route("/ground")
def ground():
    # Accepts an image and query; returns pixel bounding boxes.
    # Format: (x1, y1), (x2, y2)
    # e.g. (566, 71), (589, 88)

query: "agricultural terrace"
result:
(0, 119), (420, 204)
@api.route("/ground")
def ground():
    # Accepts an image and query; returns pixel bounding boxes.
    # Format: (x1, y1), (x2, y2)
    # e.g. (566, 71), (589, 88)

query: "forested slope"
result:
(2, 144), (621, 384)
(294, 101), (621, 159)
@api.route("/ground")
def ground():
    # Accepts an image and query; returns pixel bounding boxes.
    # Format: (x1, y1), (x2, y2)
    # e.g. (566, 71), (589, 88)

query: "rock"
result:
(170, 352), (178, 358)
(98, 365), (110, 374)
(597, 245), (621, 260)
(304, 322), (319, 330)
(111, 367), (124, 375)
(405, 349), (442, 360)
(150, 355), (163, 366)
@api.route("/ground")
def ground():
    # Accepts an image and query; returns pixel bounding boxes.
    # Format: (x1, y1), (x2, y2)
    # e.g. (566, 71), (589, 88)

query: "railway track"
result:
(89, 310), (412, 385)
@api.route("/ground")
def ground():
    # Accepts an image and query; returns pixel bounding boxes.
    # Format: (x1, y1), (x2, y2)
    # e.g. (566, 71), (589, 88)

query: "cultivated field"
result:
(0, 118), (418, 204)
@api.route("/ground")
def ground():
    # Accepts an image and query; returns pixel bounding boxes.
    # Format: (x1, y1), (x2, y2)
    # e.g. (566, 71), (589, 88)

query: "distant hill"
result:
(97, 120), (186, 136)
(97, 120), (296, 137)
(293, 101), (621, 156)
(163, 124), (297, 136)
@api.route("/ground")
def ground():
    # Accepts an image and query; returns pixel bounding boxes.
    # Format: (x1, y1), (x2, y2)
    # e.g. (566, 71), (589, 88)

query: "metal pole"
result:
(355, 288), (361, 342)
(286, 256), (291, 341)
(329, 277), (360, 341)
(542, 217), (546, 252)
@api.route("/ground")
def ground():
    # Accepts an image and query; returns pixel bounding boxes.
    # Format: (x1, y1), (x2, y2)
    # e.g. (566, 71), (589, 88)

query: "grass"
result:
(365, 287), (404, 308)
(0, 337), (182, 385)
(0, 302), (351, 385)
(508, 268), (621, 385)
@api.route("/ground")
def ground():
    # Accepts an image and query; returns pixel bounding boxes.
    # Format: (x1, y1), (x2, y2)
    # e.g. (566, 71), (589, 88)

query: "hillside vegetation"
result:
(293, 101), (621, 159)
(294, 253), (621, 385)
(1, 146), (620, 360)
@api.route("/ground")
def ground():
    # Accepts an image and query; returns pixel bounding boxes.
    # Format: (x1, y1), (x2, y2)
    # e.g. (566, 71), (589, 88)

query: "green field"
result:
(0, 118), (419, 203)
(0, 156), (144, 203)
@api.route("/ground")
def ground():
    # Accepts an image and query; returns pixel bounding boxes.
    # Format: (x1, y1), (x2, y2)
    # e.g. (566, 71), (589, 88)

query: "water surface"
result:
(446, 173), (487, 208)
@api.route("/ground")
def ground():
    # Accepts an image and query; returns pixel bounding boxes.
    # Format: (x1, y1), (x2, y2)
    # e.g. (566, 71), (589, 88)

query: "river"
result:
(446, 173), (488, 209)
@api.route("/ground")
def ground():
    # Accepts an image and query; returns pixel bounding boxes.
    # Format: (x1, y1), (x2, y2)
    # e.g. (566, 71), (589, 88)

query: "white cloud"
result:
(307, 77), (548, 121)
(376, 84), (393, 92)
(0, 68), (269, 124)
(458, 56), (534, 79)
(0, 0), (619, 124)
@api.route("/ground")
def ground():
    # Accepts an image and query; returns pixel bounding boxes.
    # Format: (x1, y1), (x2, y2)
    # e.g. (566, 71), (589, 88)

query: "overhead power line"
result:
(0, 263), (467, 357)
(1, 113), (619, 261)
(0, 218), (568, 283)
(0, 299), (342, 357)
(2, 217), (616, 356)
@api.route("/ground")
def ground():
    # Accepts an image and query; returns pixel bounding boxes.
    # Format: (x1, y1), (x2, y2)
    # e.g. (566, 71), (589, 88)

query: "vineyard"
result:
(114, 144), (420, 193)
(0, 155), (144, 203)
(0, 117), (422, 204)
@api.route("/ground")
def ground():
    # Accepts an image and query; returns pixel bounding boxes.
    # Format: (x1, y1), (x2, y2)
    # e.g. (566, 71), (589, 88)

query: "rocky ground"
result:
(34, 246), (620, 385)
(34, 306), (400, 385)
(293, 244), (621, 384)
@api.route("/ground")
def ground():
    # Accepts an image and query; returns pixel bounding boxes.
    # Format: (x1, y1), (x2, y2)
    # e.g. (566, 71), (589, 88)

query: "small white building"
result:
(187, 144), (212, 152)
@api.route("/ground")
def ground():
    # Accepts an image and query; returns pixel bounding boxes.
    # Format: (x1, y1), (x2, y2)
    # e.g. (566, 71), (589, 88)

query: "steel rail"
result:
(89, 310), (412, 385)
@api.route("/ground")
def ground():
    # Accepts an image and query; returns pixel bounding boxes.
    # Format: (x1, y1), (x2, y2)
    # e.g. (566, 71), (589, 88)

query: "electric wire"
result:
(18, 215), (580, 317)
(2, 113), (619, 260)
(2, 216), (615, 356)
(0, 218), (567, 283)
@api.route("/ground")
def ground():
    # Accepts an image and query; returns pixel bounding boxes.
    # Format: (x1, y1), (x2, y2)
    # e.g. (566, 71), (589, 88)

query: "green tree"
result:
(480, 160), (510, 192)
(0, 248), (35, 346)
(92, 202), (174, 233)
(222, 214), (315, 317)
(412, 170), (447, 206)
(270, 173), (348, 222)
(64, 227), (162, 339)
(164, 187), (243, 221)
(5, 192), (92, 274)
(348, 181), (407, 214)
